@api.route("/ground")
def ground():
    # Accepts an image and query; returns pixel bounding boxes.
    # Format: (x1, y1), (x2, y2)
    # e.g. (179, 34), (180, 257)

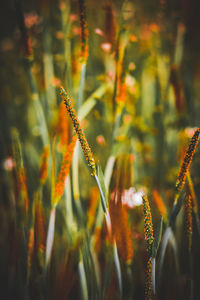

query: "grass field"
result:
(0, 0), (200, 299)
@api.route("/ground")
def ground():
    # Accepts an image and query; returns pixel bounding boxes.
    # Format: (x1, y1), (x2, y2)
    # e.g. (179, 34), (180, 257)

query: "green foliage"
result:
(1, 0), (200, 299)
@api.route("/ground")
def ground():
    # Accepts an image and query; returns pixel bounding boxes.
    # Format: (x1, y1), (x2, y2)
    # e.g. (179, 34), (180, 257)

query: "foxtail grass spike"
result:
(60, 86), (96, 176)
(143, 195), (154, 256)
(145, 257), (152, 300)
(176, 128), (200, 191)
(78, 0), (89, 63)
(187, 172), (199, 215)
(184, 194), (193, 250)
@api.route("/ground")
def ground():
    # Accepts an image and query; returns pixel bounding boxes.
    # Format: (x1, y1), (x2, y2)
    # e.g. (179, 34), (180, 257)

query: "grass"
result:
(0, 0), (200, 299)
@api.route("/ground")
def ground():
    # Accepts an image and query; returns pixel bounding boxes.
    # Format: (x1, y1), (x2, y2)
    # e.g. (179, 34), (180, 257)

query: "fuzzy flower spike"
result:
(60, 86), (96, 176)
(176, 128), (200, 191)
(78, 0), (89, 63)
(143, 195), (154, 256)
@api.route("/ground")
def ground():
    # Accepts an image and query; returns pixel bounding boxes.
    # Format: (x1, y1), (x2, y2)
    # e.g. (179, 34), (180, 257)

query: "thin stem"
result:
(94, 174), (107, 213)
(78, 63), (86, 108)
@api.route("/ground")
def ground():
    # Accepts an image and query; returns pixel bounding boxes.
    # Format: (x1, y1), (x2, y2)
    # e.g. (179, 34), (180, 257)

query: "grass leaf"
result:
(152, 217), (163, 258)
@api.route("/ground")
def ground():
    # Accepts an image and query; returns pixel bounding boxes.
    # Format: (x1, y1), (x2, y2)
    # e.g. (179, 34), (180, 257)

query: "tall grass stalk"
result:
(113, 241), (123, 300)
(79, 252), (89, 300)
(45, 206), (56, 268)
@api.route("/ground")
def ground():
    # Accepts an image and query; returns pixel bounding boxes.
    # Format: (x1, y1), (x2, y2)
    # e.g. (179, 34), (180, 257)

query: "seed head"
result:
(143, 195), (154, 256)
(78, 0), (89, 63)
(145, 257), (152, 300)
(60, 87), (96, 176)
(176, 128), (200, 191)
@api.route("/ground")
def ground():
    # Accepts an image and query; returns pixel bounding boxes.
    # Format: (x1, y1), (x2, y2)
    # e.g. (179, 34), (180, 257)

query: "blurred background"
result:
(1, 0), (200, 299)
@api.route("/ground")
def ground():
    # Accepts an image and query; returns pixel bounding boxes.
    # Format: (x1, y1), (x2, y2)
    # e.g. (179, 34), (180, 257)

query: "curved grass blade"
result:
(78, 83), (108, 121)
(152, 257), (156, 296)
(94, 156), (116, 233)
(79, 252), (89, 300)
(113, 241), (123, 300)
(151, 217), (163, 295)
(152, 217), (163, 258)
(78, 63), (86, 108)
(45, 207), (56, 268)
(158, 227), (179, 288)
(94, 174), (107, 213)
(94, 163), (108, 214)
(170, 191), (185, 226)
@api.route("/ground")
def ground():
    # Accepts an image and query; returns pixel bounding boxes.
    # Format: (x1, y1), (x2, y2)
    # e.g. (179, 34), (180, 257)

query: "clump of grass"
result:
(2, 1), (200, 299)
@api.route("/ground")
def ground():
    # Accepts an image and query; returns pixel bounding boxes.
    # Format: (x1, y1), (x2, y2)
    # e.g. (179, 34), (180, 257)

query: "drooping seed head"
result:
(176, 128), (200, 191)
(60, 87), (96, 176)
